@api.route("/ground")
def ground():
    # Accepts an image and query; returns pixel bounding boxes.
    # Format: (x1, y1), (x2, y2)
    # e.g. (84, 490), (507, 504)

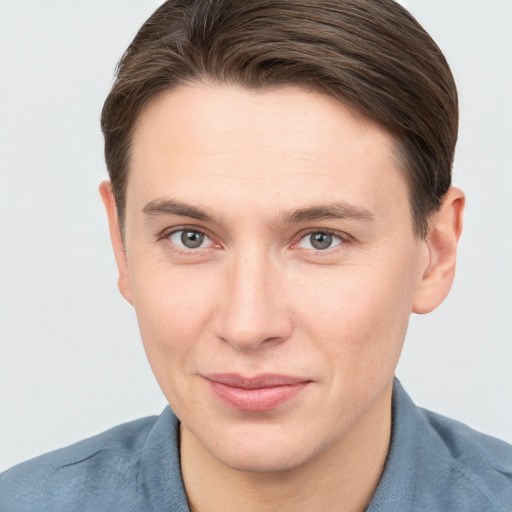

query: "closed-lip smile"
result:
(203, 373), (311, 412)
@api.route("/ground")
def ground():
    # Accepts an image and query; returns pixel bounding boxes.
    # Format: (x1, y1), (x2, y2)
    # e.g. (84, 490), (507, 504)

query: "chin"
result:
(217, 448), (309, 474)
(205, 431), (321, 474)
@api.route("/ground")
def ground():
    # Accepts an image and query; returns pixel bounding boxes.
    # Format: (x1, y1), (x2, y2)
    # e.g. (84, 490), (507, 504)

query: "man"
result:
(1, 0), (510, 510)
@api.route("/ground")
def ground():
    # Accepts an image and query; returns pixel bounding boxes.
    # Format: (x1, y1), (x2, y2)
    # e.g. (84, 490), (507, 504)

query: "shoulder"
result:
(422, 407), (512, 475)
(0, 414), (160, 512)
(420, 409), (512, 481)
(375, 380), (512, 512)
(419, 409), (512, 511)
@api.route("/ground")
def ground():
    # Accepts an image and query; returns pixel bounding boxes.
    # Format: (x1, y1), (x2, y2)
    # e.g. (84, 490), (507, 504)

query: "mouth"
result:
(203, 373), (311, 412)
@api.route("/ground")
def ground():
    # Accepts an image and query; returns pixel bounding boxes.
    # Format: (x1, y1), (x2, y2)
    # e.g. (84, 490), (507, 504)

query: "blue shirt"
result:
(1, 380), (511, 511)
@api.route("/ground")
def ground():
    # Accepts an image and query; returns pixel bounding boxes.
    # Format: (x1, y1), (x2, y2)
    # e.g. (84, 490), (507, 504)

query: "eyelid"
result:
(157, 225), (221, 250)
(290, 228), (351, 251)
(155, 225), (351, 252)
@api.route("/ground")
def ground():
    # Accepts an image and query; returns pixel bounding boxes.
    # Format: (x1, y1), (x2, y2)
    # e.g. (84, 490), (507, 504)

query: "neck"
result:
(180, 383), (392, 512)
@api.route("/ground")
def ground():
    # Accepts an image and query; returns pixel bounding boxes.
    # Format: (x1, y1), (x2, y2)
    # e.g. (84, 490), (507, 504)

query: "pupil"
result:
(311, 232), (332, 250)
(181, 231), (204, 248)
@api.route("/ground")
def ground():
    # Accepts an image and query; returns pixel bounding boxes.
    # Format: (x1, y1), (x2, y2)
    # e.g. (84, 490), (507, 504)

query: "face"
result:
(110, 83), (431, 472)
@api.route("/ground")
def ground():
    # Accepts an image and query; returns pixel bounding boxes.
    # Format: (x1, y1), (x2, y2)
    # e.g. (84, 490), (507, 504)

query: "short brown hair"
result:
(101, 0), (458, 238)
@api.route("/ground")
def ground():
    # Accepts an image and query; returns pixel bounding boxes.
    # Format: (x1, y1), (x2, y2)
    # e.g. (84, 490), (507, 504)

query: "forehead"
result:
(128, 83), (409, 226)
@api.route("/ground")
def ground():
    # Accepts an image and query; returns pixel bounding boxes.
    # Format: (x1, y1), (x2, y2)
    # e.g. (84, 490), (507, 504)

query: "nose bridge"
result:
(216, 244), (290, 350)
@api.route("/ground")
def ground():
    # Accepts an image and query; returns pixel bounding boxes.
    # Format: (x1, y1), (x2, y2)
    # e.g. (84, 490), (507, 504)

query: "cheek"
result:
(292, 254), (418, 371)
(128, 260), (219, 381)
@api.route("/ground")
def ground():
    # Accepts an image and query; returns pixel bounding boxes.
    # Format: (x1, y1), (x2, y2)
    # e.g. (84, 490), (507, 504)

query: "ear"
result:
(412, 187), (465, 314)
(99, 180), (133, 305)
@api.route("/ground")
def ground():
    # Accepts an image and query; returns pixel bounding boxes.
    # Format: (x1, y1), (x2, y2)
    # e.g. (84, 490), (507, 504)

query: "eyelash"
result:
(157, 226), (216, 253)
(157, 226), (351, 254)
(291, 229), (350, 253)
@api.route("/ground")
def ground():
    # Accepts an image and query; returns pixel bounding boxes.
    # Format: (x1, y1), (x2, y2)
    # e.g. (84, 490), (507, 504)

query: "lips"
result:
(203, 373), (311, 412)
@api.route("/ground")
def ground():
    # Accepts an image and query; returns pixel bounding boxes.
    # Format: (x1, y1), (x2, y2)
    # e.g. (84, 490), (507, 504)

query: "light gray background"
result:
(1, 1), (511, 471)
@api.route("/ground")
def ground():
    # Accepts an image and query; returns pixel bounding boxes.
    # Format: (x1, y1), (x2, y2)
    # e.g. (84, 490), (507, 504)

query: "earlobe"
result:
(99, 180), (133, 305)
(412, 187), (465, 314)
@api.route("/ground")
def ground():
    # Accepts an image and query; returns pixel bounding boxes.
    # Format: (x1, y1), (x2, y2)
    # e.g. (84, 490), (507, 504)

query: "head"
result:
(100, 0), (464, 473)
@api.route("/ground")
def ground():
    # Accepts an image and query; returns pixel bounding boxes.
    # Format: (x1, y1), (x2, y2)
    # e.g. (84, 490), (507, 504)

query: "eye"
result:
(168, 229), (212, 249)
(296, 231), (343, 251)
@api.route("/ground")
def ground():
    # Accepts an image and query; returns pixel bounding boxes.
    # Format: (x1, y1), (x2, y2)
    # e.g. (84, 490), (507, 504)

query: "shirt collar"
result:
(366, 378), (421, 510)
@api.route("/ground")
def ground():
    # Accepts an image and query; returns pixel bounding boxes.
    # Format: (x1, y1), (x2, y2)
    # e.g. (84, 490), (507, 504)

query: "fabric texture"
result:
(1, 379), (511, 511)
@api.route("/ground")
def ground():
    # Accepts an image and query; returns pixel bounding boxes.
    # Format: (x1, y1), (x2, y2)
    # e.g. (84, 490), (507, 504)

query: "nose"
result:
(214, 249), (293, 351)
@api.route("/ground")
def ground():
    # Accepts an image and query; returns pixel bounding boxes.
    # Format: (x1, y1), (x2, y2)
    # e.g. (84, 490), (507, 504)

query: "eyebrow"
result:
(282, 202), (375, 223)
(142, 198), (375, 224)
(142, 198), (216, 222)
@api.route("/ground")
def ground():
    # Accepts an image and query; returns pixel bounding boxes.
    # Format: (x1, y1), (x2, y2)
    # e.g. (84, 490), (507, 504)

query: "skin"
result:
(100, 83), (464, 511)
